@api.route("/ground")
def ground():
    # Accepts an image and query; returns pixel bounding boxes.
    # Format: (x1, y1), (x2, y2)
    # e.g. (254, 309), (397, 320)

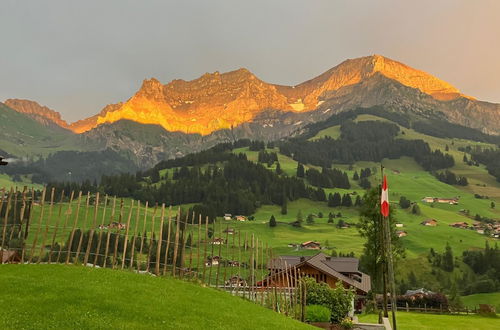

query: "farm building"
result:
(223, 214), (232, 220)
(259, 253), (371, 310)
(395, 223), (404, 228)
(396, 230), (407, 237)
(225, 275), (247, 287)
(0, 249), (21, 264)
(205, 256), (220, 267)
(301, 241), (321, 250)
(421, 197), (458, 205)
(449, 222), (469, 229)
(223, 228), (235, 235)
(211, 238), (225, 245)
(421, 219), (438, 226)
(235, 215), (247, 222)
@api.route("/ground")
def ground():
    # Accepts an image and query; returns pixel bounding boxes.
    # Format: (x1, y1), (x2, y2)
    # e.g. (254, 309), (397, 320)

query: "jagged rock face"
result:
(5, 55), (500, 137)
(4, 99), (70, 129)
(92, 69), (292, 135)
(68, 103), (122, 133)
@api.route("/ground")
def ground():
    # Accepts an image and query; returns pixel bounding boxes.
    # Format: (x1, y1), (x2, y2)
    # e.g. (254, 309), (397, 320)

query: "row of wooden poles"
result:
(0, 187), (308, 320)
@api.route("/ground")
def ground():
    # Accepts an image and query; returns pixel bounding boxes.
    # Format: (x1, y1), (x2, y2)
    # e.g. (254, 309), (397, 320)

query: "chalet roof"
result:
(1, 250), (20, 263)
(301, 241), (320, 246)
(268, 253), (370, 294)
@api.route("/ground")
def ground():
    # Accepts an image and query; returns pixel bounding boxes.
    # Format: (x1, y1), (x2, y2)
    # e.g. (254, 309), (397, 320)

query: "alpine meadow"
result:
(1, 1), (500, 329)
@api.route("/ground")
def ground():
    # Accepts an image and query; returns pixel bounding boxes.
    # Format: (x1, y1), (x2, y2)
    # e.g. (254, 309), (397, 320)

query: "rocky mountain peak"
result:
(4, 98), (70, 128)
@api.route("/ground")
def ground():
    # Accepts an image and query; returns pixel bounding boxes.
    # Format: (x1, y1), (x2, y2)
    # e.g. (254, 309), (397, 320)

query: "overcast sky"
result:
(1, 0), (499, 122)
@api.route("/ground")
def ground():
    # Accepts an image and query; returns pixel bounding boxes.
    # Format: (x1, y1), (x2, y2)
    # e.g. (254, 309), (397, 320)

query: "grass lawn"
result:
(462, 292), (500, 311)
(0, 264), (311, 330)
(358, 311), (499, 330)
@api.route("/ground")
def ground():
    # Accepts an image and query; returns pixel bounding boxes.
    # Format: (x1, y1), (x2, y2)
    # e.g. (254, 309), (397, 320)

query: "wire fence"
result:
(0, 186), (308, 320)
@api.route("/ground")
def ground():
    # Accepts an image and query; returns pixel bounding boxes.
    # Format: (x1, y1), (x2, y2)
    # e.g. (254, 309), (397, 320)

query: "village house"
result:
(235, 215), (247, 222)
(211, 237), (225, 245)
(223, 214), (232, 221)
(287, 243), (300, 248)
(396, 230), (407, 238)
(301, 241), (321, 250)
(225, 275), (247, 287)
(420, 219), (438, 226)
(223, 228), (235, 235)
(449, 221), (469, 229)
(1, 249), (21, 264)
(421, 197), (459, 205)
(395, 223), (404, 228)
(205, 256), (220, 267)
(227, 260), (240, 267)
(259, 253), (371, 310)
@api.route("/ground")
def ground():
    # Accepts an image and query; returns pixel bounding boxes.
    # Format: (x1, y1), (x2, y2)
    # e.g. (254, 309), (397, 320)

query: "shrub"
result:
(306, 305), (331, 322)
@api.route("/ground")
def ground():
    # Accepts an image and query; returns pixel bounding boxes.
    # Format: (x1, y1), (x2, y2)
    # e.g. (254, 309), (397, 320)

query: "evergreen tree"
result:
(269, 215), (277, 227)
(281, 199), (288, 215)
(296, 210), (303, 223)
(408, 271), (418, 288)
(328, 212), (334, 224)
(491, 201), (495, 209)
(330, 192), (341, 207)
(276, 162), (283, 175)
(317, 211), (323, 218)
(411, 204), (421, 215)
(341, 194), (352, 207)
(399, 196), (411, 209)
(354, 195), (362, 207)
(359, 178), (371, 189)
(463, 154), (468, 163)
(442, 242), (454, 272)
(306, 214), (315, 224)
(296, 163), (305, 178)
(353, 171), (359, 180)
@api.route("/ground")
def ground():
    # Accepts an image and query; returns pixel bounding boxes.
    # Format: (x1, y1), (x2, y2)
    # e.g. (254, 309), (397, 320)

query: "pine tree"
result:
(296, 210), (303, 223)
(411, 204), (421, 215)
(354, 195), (362, 207)
(317, 212), (323, 218)
(281, 198), (288, 215)
(341, 194), (352, 207)
(491, 201), (495, 209)
(306, 214), (314, 224)
(328, 212), (334, 224)
(442, 242), (454, 272)
(269, 215), (277, 227)
(296, 163), (305, 178)
(353, 171), (359, 180)
(276, 162), (283, 175)
(331, 192), (342, 207)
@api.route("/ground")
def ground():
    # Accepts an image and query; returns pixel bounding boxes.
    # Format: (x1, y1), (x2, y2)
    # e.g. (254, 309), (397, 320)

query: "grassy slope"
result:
(358, 312), (499, 330)
(462, 292), (500, 311)
(0, 264), (311, 330)
(0, 174), (43, 190)
(0, 103), (89, 157)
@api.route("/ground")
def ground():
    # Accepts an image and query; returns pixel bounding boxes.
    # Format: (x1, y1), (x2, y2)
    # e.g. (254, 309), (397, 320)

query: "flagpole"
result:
(380, 165), (388, 318)
(381, 165), (397, 330)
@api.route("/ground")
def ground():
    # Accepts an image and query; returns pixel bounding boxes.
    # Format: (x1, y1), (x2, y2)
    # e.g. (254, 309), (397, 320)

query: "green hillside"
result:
(0, 103), (89, 157)
(0, 265), (310, 330)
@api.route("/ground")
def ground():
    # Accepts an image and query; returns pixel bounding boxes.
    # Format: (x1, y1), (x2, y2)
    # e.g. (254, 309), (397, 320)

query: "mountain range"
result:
(2, 54), (499, 172)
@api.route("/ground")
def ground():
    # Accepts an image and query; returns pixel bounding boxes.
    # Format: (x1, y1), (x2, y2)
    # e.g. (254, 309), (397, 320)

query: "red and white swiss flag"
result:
(381, 175), (389, 217)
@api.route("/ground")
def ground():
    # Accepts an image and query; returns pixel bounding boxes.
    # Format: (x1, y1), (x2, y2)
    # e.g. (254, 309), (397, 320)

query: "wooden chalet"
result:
(259, 253), (371, 310)
(420, 219), (438, 226)
(449, 221), (469, 229)
(301, 241), (321, 250)
(1, 249), (21, 264)
(396, 230), (407, 237)
(211, 237), (225, 245)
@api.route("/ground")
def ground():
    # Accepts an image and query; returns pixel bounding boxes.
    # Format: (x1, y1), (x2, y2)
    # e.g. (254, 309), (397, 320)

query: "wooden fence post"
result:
(154, 203), (165, 275)
(136, 201), (148, 272)
(84, 192), (100, 266)
(128, 200), (140, 271)
(121, 199), (134, 269)
(171, 207), (181, 277)
(222, 224), (229, 288)
(187, 212), (194, 279)
(29, 188), (47, 263)
(103, 196), (117, 268)
(145, 203), (158, 273)
(74, 192), (91, 264)
(208, 219), (216, 286)
(201, 216), (208, 284)
(162, 206), (173, 275)
(48, 190), (65, 263)
(111, 198), (124, 269)
(93, 195), (108, 267)
(215, 219), (223, 288)
(37, 187), (56, 263)
(196, 214), (201, 280)
(0, 188), (13, 263)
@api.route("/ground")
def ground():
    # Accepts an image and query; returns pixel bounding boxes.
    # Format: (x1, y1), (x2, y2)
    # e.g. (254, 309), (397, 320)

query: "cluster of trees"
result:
(49, 151), (329, 218)
(257, 150), (278, 165)
(428, 244), (455, 272)
(305, 168), (350, 189)
(434, 170), (468, 186)
(352, 168), (372, 180)
(327, 192), (361, 208)
(471, 148), (500, 182)
(279, 120), (454, 171)
(0, 149), (138, 183)
(249, 140), (266, 151)
(461, 242), (500, 294)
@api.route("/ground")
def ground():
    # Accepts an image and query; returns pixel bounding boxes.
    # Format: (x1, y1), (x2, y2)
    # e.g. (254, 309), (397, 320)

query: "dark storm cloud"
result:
(1, 0), (498, 122)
